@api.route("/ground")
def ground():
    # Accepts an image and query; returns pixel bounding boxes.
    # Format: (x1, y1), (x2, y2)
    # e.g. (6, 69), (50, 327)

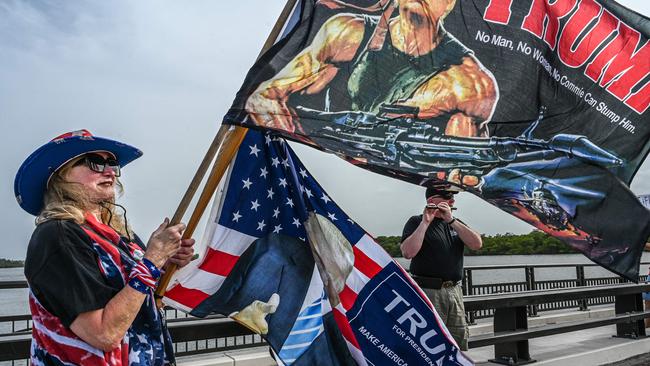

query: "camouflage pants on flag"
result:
(422, 285), (469, 351)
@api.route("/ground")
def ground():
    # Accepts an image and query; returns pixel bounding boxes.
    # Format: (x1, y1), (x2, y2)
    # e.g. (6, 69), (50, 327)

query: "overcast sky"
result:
(1, 0), (649, 260)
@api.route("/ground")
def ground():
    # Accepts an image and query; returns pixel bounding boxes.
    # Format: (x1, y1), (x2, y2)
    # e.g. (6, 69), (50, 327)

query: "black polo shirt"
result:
(401, 215), (465, 282)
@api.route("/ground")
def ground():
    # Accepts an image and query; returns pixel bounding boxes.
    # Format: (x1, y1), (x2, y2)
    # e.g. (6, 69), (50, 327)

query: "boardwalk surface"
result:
(468, 324), (650, 365)
(604, 353), (650, 366)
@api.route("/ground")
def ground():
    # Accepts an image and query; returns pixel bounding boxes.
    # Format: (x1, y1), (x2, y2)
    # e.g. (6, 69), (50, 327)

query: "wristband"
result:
(128, 260), (160, 294)
(446, 218), (456, 225)
(141, 258), (161, 280)
(128, 277), (151, 294)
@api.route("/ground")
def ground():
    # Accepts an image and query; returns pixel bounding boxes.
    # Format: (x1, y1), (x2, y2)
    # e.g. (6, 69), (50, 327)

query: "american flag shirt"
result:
(27, 214), (174, 365)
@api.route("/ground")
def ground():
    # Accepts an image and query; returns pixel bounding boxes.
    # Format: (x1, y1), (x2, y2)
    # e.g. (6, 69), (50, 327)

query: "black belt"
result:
(412, 275), (459, 290)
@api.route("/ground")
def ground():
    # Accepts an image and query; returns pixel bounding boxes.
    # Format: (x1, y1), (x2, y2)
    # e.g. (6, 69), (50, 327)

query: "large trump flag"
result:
(223, 0), (650, 280)
(164, 130), (472, 366)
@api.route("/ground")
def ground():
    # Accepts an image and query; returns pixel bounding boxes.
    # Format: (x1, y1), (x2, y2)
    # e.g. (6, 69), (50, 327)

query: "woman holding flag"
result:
(14, 130), (195, 365)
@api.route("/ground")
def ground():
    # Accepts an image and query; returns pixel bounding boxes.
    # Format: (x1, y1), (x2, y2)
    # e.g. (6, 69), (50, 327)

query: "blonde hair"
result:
(37, 155), (132, 237)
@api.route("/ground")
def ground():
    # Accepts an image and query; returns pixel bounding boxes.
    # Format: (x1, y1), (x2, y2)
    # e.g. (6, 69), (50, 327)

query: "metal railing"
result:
(0, 281), (266, 364)
(1, 261), (648, 363)
(0, 311), (264, 363)
(464, 282), (650, 365)
(461, 261), (649, 323)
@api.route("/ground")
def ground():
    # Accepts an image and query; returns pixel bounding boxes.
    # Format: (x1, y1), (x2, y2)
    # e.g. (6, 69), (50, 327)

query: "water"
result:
(2, 252), (649, 316)
(463, 252), (650, 285)
(394, 252), (650, 285)
(0, 267), (28, 317)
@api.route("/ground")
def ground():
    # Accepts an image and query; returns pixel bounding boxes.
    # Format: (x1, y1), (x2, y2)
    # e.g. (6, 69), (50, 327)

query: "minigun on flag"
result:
(296, 105), (623, 174)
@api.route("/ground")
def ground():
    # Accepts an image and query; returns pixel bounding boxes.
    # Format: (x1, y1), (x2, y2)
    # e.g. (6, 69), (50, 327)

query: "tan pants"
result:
(422, 285), (469, 351)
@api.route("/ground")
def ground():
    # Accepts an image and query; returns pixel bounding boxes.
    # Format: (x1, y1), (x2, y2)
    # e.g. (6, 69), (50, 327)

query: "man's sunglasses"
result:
(75, 153), (121, 176)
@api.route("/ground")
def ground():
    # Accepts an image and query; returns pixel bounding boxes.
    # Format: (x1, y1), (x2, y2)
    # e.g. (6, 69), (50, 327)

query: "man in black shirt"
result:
(400, 186), (482, 350)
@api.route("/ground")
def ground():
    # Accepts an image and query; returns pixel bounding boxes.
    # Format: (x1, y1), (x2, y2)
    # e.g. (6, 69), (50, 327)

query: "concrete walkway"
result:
(603, 353), (650, 366)
(177, 346), (276, 366)
(468, 306), (650, 365)
(469, 325), (650, 366)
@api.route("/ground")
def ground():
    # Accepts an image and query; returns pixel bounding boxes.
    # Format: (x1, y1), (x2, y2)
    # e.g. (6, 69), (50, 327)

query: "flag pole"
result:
(155, 0), (300, 306)
(168, 126), (229, 226)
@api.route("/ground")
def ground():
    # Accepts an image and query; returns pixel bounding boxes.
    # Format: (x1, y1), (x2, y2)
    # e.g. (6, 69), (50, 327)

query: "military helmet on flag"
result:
(14, 129), (142, 215)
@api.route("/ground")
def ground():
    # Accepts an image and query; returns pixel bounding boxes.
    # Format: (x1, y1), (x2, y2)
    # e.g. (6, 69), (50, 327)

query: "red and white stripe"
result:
(164, 225), (257, 311)
(29, 292), (125, 365)
(338, 234), (392, 312)
(328, 234), (393, 363)
(130, 261), (157, 289)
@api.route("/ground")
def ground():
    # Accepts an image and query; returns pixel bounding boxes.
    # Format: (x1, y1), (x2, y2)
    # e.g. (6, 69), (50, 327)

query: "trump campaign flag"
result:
(163, 130), (472, 366)
(223, 0), (650, 280)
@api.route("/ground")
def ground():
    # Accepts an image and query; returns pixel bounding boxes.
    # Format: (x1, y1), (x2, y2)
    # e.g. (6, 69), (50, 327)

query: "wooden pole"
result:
(155, 0), (299, 305)
(155, 127), (247, 303)
(258, 0), (299, 58)
(168, 126), (229, 226)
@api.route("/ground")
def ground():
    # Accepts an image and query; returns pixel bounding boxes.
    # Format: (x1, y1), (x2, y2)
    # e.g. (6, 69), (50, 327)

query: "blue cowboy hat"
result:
(14, 129), (143, 215)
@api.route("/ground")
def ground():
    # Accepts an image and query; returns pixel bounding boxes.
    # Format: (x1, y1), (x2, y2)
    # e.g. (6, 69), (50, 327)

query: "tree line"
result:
(0, 258), (24, 268)
(375, 230), (579, 258)
(2, 230), (646, 267)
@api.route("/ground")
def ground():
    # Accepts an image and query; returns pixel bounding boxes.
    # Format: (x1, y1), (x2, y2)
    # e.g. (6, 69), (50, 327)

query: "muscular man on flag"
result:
(246, 0), (498, 186)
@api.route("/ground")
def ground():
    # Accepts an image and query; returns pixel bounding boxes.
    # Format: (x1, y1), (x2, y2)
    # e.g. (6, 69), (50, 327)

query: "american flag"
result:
(164, 130), (472, 365)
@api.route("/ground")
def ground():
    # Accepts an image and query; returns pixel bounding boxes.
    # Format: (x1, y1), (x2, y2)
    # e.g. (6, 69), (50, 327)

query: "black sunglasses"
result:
(75, 153), (121, 176)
